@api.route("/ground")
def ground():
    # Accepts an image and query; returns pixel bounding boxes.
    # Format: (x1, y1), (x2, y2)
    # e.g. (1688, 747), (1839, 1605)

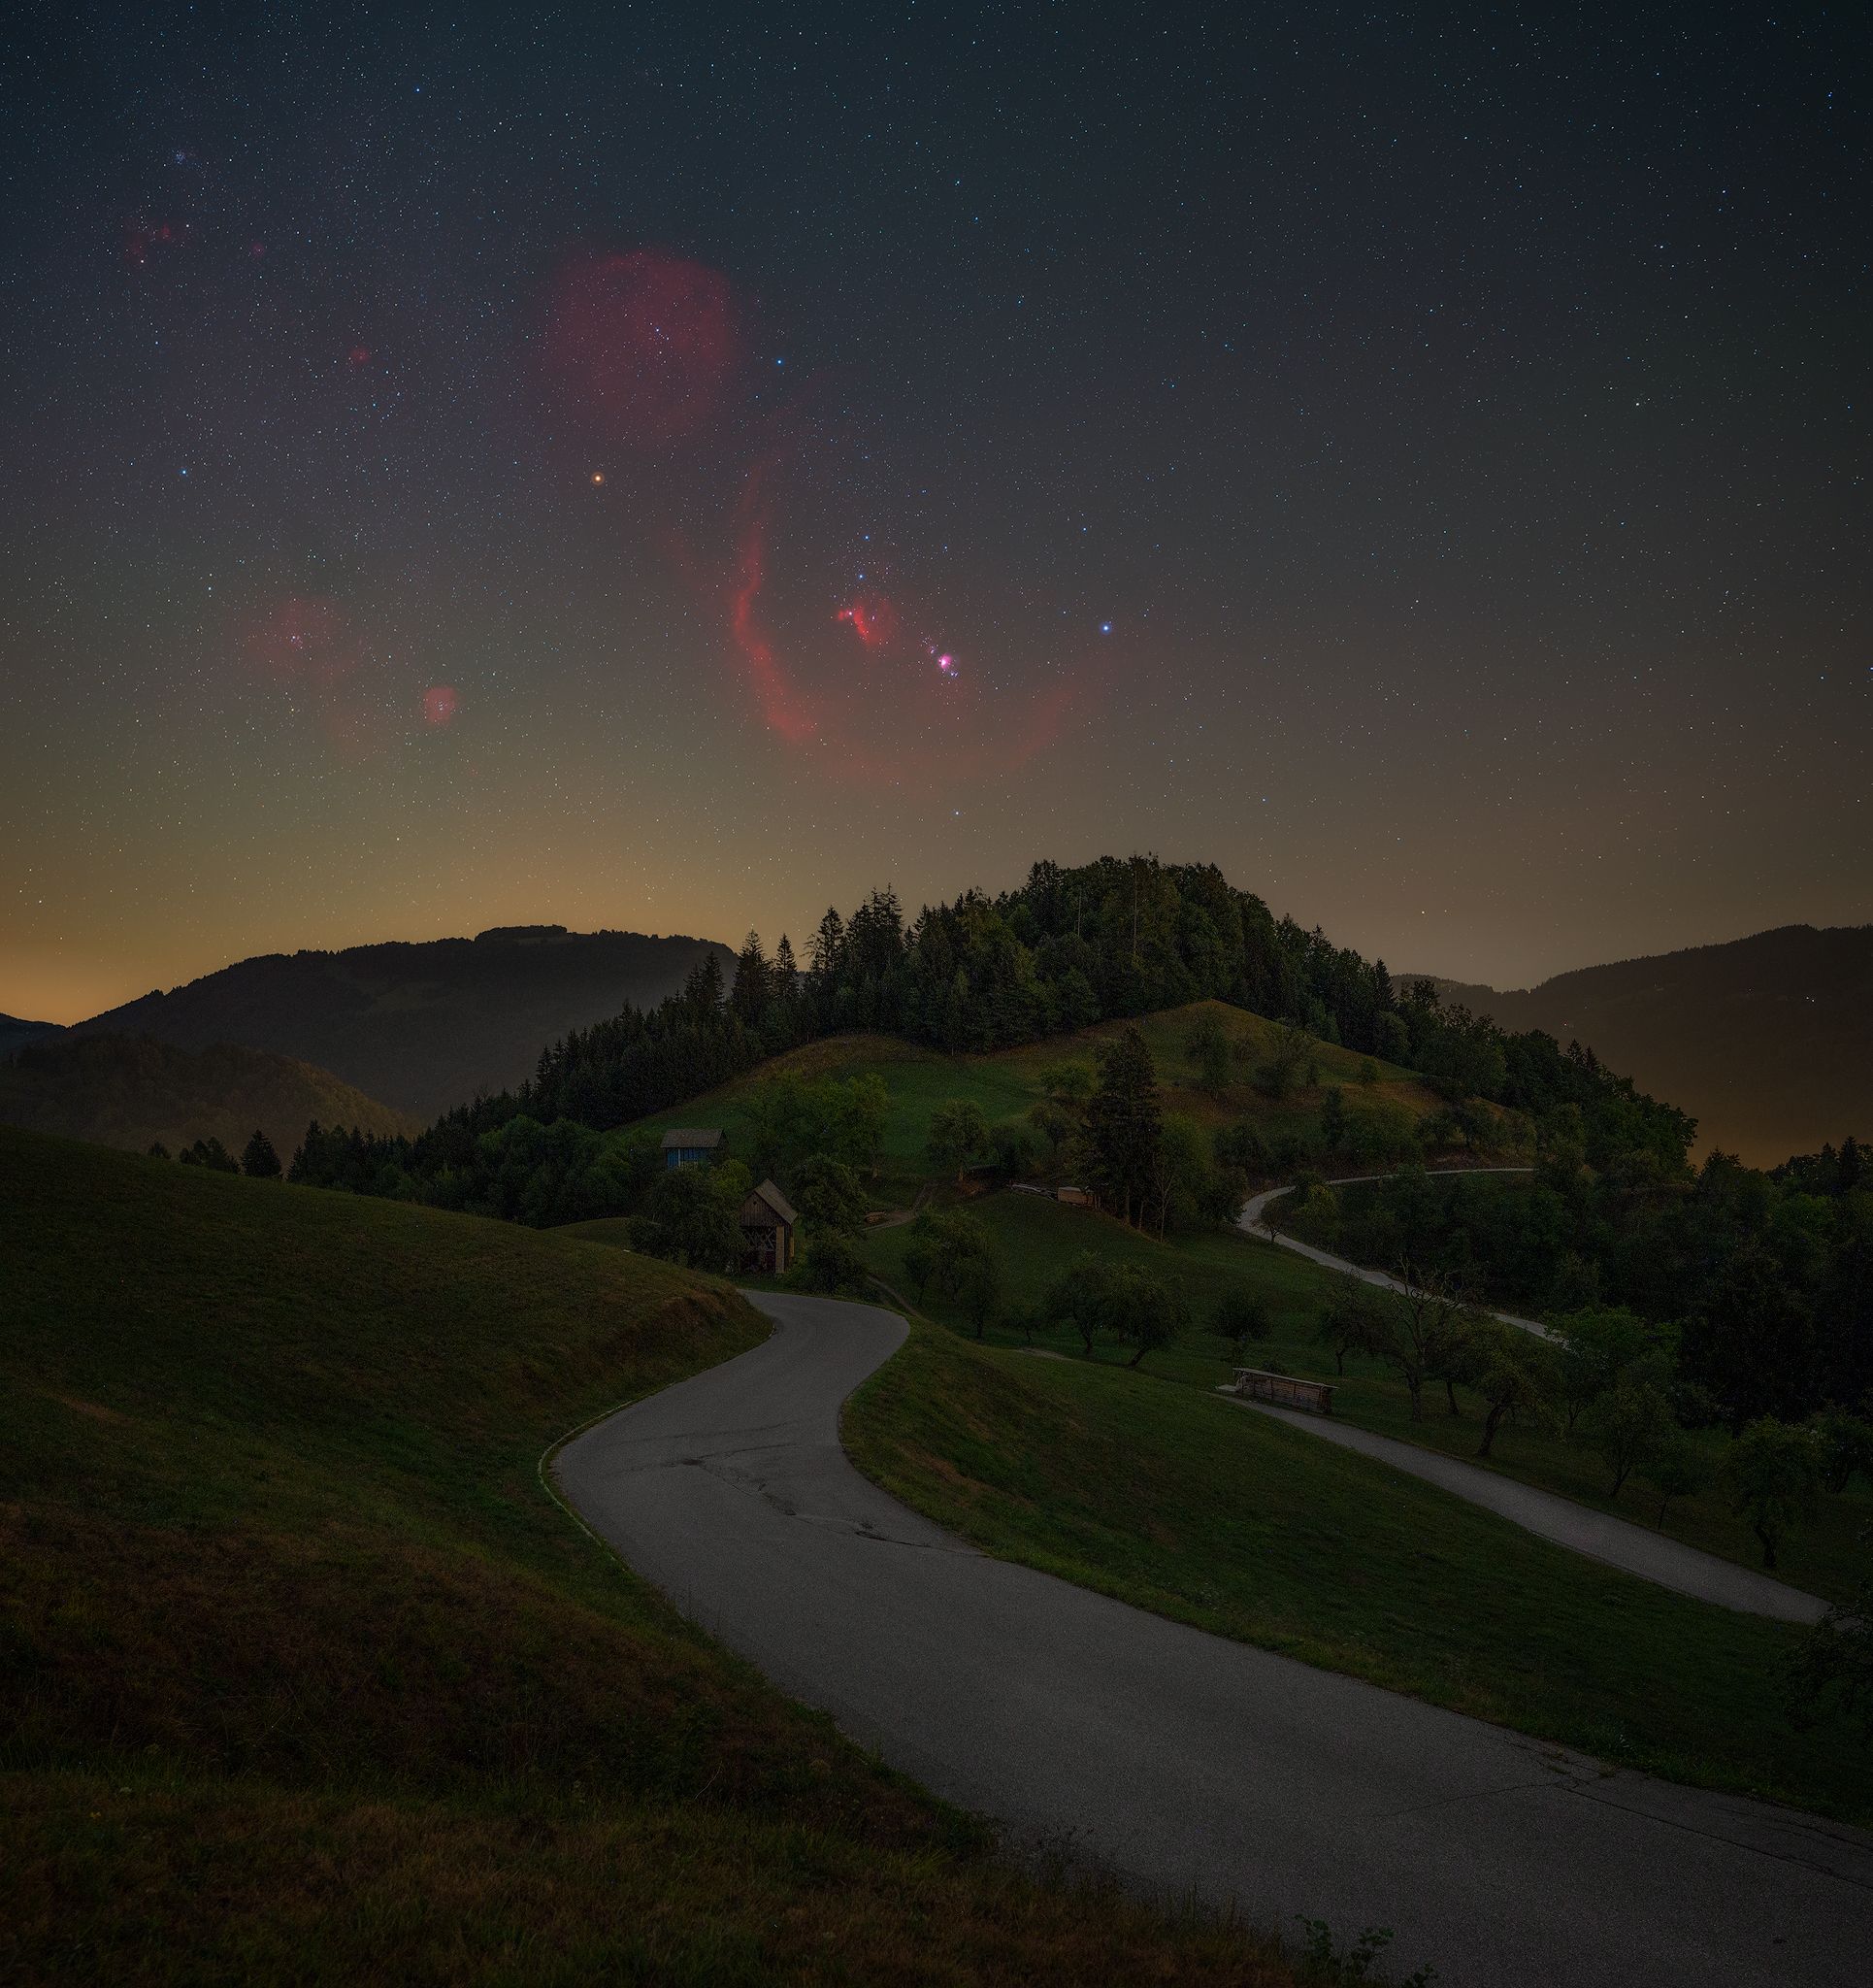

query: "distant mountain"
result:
(1410, 924), (1873, 1166)
(66, 926), (738, 1123)
(0, 1013), (61, 1059)
(0, 1033), (416, 1163)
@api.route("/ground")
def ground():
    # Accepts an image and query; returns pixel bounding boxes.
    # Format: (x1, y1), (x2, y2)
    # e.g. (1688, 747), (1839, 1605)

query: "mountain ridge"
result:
(0, 1033), (416, 1163)
(1408, 923), (1873, 1165)
(58, 925), (738, 1123)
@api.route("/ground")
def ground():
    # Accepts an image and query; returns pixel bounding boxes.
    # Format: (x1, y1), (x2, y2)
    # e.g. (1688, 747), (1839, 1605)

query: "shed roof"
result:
(660, 1127), (724, 1150)
(743, 1178), (799, 1228)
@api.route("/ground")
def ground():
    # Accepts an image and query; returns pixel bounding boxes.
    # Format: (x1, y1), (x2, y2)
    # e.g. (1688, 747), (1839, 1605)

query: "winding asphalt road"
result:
(1235, 1171), (1829, 1620)
(1225, 1396), (1827, 1622)
(557, 1293), (1873, 1988)
(1239, 1171), (1549, 1335)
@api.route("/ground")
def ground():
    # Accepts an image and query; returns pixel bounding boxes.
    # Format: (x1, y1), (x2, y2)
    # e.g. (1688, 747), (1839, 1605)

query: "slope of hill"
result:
(0, 1032), (415, 1162)
(67, 925), (737, 1122)
(0, 1012), (60, 1058)
(0, 1128), (1295, 1986)
(1413, 924), (1873, 1165)
(619, 1000), (1518, 1205)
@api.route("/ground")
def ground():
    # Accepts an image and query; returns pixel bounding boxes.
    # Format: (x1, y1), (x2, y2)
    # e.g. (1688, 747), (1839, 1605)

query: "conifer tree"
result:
(1083, 1025), (1162, 1226)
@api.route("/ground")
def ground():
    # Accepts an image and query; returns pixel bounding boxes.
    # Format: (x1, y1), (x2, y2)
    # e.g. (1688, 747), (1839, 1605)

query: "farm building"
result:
(661, 1127), (724, 1169)
(1055, 1184), (1095, 1208)
(739, 1179), (799, 1274)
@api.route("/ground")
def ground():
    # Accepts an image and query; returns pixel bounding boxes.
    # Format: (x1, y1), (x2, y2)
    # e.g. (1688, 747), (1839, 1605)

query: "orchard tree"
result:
(927, 1098), (990, 1181)
(1184, 1011), (1232, 1096)
(1314, 1275), (1380, 1376)
(1348, 1263), (1479, 1421)
(1583, 1357), (1680, 1498)
(1466, 1318), (1553, 1459)
(1721, 1417), (1824, 1569)
(1046, 1251), (1118, 1356)
(1639, 1430), (1710, 1529)
(1216, 1287), (1273, 1364)
(794, 1154), (868, 1238)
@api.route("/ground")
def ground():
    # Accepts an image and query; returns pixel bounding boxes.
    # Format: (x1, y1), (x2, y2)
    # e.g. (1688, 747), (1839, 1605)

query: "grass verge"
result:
(842, 1312), (1872, 1826)
(857, 1188), (1873, 1601)
(0, 1127), (1301, 1985)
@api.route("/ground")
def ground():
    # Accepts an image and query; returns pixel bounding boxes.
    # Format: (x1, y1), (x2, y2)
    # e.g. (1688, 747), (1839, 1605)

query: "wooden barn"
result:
(661, 1127), (724, 1169)
(739, 1179), (799, 1275)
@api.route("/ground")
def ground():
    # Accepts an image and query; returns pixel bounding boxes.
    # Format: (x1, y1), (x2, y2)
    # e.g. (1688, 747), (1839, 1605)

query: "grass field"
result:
(854, 1188), (1873, 1603)
(624, 1001), (1522, 1206)
(0, 1128), (1303, 1986)
(842, 1318), (1873, 1826)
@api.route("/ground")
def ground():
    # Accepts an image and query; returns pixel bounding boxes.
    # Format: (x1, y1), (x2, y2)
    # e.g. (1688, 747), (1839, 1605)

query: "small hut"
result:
(739, 1179), (799, 1274)
(662, 1127), (724, 1169)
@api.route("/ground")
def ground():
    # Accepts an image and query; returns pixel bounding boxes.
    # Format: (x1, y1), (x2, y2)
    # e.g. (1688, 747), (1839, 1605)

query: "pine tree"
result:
(809, 907), (845, 981)
(772, 934), (799, 1003)
(242, 1130), (282, 1179)
(731, 930), (770, 1021)
(1083, 1024), (1162, 1226)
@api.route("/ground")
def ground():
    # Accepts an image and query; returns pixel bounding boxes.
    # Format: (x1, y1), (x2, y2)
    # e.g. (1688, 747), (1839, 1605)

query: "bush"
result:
(791, 1229), (871, 1294)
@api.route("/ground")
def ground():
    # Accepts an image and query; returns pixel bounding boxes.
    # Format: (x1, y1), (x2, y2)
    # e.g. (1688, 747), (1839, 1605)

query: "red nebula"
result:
(727, 462), (816, 741)
(835, 594), (900, 649)
(422, 685), (458, 727)
(346, 345), (372, 370)
(544, 249), (738, 448)
(243, 596), (359, 687)
(122, 218), (186, 267)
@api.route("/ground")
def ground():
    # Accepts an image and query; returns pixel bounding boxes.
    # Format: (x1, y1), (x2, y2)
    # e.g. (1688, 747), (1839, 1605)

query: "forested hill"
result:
(314, 856), (1694, 1209)
(63, 926), (737, 1122)
(1417, 924), (1873, 1166)
(0, 1033), (415, 1163)
(0, 1013), (59, 1058)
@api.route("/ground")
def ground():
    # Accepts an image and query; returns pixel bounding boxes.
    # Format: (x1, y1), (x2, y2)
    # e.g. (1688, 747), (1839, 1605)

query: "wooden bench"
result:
(1232, 1368), (1335, 1416)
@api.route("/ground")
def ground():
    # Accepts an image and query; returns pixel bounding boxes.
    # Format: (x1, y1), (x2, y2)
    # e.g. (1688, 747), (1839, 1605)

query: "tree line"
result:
(271, 853), (1694, 1213)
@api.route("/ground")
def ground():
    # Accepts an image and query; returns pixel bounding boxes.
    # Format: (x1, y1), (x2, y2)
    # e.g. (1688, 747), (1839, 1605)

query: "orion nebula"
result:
(3, 4), (1862, 1026)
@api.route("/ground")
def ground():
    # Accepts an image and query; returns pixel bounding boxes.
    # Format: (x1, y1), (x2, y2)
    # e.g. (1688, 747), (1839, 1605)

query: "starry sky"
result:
(3, 3), (1866, 1025)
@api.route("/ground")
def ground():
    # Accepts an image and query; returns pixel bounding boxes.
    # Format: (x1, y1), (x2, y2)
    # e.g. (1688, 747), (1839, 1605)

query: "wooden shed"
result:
(662, 1127), (724, 1169)
(1232, 1368), (1335, 1416)
(739, 1179), (799, 1274)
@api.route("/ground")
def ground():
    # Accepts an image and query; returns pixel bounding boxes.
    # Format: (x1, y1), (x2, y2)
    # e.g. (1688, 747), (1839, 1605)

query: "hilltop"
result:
(0, 1127), (1296, 1986)
(0, 1012), (59, 1058)
(1416, 923), (1873, 1164)
(63, 925), (738, 1122)
(621, 1000), (1510, 1206)
(0, 1032), (415, 1161)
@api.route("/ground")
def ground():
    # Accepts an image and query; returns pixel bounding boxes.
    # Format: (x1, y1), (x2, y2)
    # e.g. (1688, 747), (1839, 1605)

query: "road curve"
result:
(556, 1292), (1873, 1988)
(1240, 1171), (1549, 1335)
(1225, 1396), (1827, 1622)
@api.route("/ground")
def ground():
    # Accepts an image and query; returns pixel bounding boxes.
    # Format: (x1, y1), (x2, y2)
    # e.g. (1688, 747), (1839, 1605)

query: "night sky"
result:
(3, 4), (1866, 1025)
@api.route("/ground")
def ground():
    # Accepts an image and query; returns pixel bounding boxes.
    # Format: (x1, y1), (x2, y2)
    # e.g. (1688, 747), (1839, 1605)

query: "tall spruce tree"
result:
(1084, 1024), (1162, 1226)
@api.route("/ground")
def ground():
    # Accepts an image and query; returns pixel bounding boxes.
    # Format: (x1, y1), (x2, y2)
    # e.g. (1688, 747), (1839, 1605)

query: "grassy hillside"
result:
(67, 925), (738, 1122)
(0, 1031), (416, 1163)
(0, 1130), (1297, 1986)
(624, 1000), (1514, 1204)
(855, 1189), (1873, 1602)
(844, 1319), (1873, 1825)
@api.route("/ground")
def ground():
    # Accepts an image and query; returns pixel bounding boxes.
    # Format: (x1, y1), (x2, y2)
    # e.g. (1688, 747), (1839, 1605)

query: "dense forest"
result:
(301, 855), (1691, 1197)
(174, 851), (1867, 1434)
(1284, 1138), (1873, 1428)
